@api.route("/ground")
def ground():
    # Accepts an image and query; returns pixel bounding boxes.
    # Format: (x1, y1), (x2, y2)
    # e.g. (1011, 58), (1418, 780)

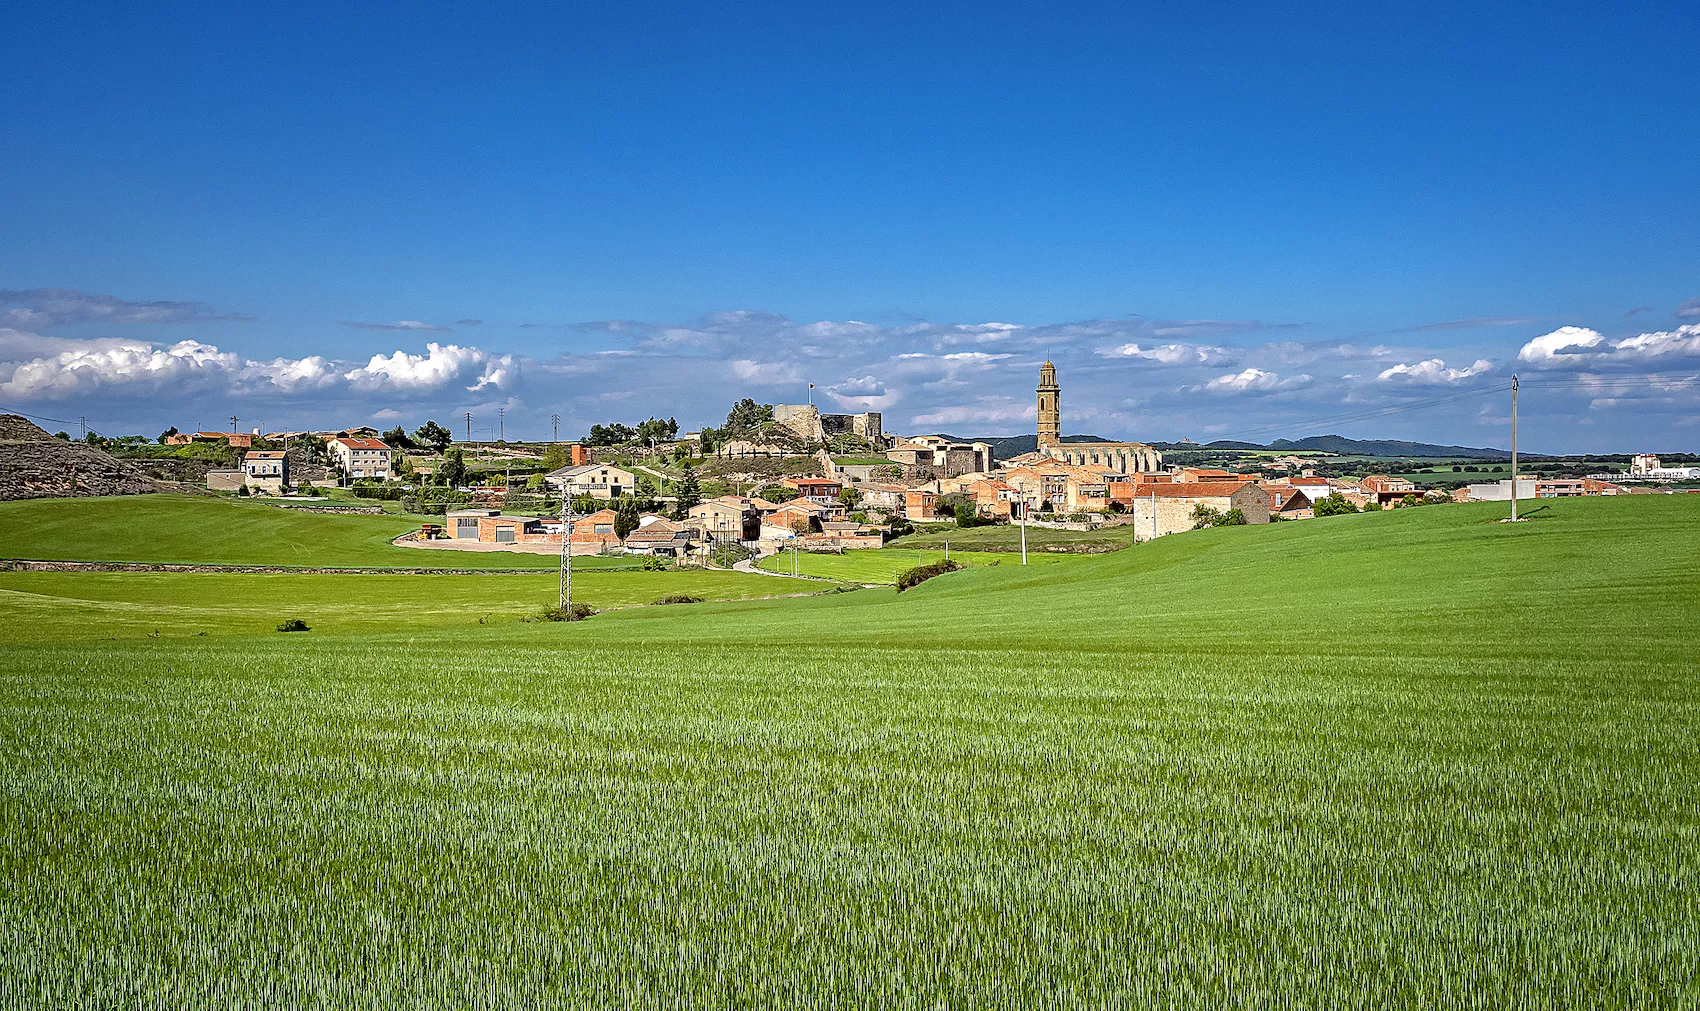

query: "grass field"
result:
(0, 568), (797, 640)
(889, 520), (1140, 552)
(0, 494), (637, 569)
(2, 495), (1697, 1005)
(758, 546), (1083, 582)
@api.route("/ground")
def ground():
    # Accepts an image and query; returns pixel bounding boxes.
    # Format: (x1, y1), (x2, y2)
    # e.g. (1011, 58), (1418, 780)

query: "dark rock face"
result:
(0, 415), (165, 500)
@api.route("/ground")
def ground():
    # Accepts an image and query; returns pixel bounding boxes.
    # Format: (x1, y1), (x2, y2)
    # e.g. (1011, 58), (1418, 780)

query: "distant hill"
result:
(936, 431), (1517, 461)
(1143, 434), (1515, 459)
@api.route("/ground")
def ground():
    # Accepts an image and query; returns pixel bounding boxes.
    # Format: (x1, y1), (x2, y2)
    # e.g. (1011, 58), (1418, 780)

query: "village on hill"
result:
(9, 363), (1694, 568)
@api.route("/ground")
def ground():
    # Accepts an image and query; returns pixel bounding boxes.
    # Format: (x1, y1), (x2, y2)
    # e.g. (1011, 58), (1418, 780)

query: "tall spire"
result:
(1037, 360), (1060, 449)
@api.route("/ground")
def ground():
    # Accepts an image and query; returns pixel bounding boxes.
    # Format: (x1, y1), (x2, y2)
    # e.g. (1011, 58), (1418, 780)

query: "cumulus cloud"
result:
(828, 375), (886, 397)
(340, 320), (454, 333)
(0, 337), (513, 401)
(345, 343), (513, 392)
(0, 288), (251, 328)
(1517, 326), (1605, 364)
(1376, 357), (1495, 384)
(1518, 324), (1700, 367)
(1197, 368), (1312, 394)
(1098, 342), (1234, 365)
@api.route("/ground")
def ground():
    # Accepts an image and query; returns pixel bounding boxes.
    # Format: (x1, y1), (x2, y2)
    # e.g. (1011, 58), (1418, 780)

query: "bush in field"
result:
(641, 555), (669, 571)
(1401, 493), (1423, 508)
(896, 558), (964, 592)
(1190, 505), (1246, 529)
(540, 602), (597, 622)
(653, 594), (704, 605)
(275, 618), (311, 632)
(1313, 493), (1358, 517)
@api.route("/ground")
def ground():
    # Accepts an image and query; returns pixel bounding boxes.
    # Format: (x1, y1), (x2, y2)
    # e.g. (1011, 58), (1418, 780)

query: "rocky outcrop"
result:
(0, 415), (166, 500)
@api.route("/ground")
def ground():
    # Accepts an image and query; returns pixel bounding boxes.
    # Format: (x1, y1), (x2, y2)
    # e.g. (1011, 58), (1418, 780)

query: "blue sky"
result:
(2, 1), (1697, 451)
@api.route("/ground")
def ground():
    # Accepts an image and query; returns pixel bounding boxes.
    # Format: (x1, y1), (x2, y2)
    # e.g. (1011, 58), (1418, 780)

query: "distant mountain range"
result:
(933, 432), (1517, 461)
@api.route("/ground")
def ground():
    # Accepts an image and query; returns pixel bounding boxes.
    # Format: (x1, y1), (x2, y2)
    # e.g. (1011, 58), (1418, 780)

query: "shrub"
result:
(275, 618), (311, 632)
(896, 558), (964, 593)
(641, 555), (669, 571)
(1313, 493), (1358, 517)
(540, 602), (597, 622)
(1191, 504), (1248, 529)
(653, 594), (704, 605)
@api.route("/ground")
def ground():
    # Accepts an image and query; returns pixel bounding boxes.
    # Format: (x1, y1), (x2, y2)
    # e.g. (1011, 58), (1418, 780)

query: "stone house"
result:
(1121, 482), (1272, 539)
(903, 488), (937, 520)
(242, 450), (288, 494)
(546, 463), (636, 500)
(886, 437), (993, 477)
(781, 476), (844, 504)
(622, 516), (696, 557)
(688, 497), (760, 542)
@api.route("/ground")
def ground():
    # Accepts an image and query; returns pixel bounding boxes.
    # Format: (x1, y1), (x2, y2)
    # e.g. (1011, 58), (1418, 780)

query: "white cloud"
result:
(1098, 342), (1232, 365)
(345, 343), (513, 392)
(1517, 326), (1604, 364)
(0, 337), (514, 401)
(1197, 368), (1310, 394)
(796, 320), (880, 339)
(1609, 324), (1700, 360)
(728, 359), (802, 384)
(0, 339), (244, 398)
(1376, 358), (1495, 384)
(1517, 324), (1700, 367)
(828, 375), (886, 397)
(1677, 297), (1700, 320)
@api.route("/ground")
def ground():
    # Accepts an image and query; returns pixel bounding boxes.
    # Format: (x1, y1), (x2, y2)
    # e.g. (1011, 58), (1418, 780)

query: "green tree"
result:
(673, 463), (702, 516)
(614, 497), (641, 540)
(723, 398), (773, 436)
(413, 420), (453, 454)
(838, 486), (862, 509)
(1313, 493), (1358, 517)
(439, 447), (467, 489)
(1400, 493), (1423, 508)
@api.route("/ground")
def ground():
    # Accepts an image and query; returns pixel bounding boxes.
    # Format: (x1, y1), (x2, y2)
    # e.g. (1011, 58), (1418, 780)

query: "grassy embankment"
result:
(0, 494), (635, 569)
(1, 496), (1697, 1005)
(758, 546), (1083, 583)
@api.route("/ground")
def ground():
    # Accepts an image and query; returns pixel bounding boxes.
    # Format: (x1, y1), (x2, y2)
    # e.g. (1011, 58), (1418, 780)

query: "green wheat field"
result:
(1, 494), (1696, 1007)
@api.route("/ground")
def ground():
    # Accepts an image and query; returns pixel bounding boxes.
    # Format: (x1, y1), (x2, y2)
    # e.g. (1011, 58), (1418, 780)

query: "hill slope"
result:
(0, 414), (163, 500)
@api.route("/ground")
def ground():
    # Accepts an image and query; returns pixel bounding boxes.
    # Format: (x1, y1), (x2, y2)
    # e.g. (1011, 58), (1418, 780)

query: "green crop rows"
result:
(1, 494), (1696, 1006)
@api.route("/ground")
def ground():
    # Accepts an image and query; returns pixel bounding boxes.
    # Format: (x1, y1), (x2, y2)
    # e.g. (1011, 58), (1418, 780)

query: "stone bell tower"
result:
(1037, 360), (1060, 448)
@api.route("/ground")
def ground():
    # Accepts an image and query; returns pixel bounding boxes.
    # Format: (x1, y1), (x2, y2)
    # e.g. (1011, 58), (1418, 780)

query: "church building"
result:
(1033, 360), (1163, 473)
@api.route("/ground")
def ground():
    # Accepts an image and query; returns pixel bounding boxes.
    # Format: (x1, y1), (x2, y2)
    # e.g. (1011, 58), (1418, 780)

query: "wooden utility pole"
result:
(559, 487), (573, 612)
(1510, 375), (1519, 522)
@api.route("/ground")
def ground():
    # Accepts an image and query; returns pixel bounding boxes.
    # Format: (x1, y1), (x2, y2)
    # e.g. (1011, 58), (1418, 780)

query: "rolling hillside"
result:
(1, 495), (1695, 1004)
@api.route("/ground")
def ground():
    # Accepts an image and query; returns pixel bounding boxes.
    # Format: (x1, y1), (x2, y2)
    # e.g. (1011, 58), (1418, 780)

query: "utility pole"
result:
(230, 415), (239, 434)
(1152, 485), (1158, 542)
(551, 413), (560, 443)
(1510, 375), (1519, 522)
(464, 412), (472, 447)
(1019, 498), (1028, 565)
(498, 407), (505, 443)
(558, 484), (573, 613)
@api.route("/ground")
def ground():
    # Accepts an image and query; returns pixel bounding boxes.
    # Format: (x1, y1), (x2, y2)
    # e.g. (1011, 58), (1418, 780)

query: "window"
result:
(495, 527), (515, 543)
(594, 523), (613, 534)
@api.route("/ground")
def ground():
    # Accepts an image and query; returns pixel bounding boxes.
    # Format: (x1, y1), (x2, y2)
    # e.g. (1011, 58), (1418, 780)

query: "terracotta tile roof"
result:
(331, 437), (390, 450)
(1148, 482), (1263, 497)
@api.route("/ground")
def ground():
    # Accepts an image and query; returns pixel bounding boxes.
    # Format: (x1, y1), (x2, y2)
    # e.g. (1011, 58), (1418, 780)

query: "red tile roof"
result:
(332, 437), (390, 450)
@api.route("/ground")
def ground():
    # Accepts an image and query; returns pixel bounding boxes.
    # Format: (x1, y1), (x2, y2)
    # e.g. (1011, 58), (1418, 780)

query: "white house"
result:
(327, 437), (393, 480)
(546, 462), (637, 500)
